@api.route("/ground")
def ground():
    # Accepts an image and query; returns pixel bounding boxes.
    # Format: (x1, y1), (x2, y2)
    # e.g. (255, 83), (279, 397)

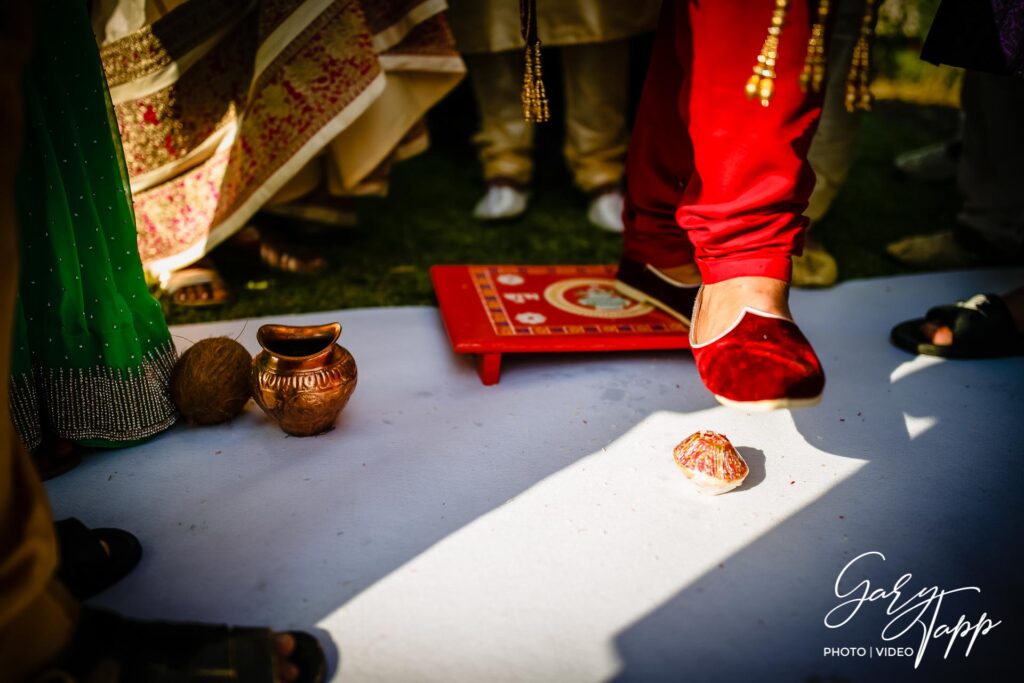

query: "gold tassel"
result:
(845, 0), (877, 112)
(521, 42), (550, 122)
(801, 0), (830, 93)
(746, 0), (790, 107)
(520, 0), (550, 122)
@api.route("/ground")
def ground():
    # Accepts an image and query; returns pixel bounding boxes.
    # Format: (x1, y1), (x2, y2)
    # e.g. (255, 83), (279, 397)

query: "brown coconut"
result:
(170, 337), (252, 425)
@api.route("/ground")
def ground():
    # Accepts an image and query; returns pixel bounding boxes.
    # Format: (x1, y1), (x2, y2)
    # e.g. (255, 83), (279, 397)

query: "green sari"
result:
(9, 0), (178, 451)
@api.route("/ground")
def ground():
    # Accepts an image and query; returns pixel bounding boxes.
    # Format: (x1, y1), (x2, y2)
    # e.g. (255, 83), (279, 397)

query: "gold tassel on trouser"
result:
(519, 0), (549, 122)
(746, 0), (790, 107)
(845, 0), (877, 112)
(801, 0), (830, 94)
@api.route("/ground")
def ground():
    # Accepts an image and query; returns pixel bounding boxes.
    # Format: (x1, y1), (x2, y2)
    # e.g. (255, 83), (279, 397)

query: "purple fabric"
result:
(922, 0), (1024, 78)
(992, 0), (1024, 77)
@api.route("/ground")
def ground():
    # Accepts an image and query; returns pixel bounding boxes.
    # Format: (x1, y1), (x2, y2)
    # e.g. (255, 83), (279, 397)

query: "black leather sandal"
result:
(891, 292), (1024, 359)
(55, 517), (143, 600)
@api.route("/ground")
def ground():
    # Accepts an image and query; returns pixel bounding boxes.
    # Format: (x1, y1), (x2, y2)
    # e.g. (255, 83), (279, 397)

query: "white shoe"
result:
(587, 189), (625, 233)
(473, 184), (529, 220)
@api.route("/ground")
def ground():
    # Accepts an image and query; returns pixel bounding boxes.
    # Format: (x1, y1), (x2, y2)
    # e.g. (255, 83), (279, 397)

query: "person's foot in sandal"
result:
(42, 607), (327, 683)
(165, 259), (234, 308)
(257, 225), (328, 276)
(230, 223), (330, 276)
(891, 287), (1024, 358)
(55, 518), (143, 600)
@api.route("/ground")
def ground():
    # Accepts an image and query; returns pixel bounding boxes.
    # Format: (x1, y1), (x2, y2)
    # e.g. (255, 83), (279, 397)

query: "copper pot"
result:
(251, 322), (357, 436)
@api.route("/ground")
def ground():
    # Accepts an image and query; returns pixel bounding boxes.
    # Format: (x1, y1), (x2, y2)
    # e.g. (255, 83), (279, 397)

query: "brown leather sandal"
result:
(165, 264), (234, 308)
(256, 225), (329, 276)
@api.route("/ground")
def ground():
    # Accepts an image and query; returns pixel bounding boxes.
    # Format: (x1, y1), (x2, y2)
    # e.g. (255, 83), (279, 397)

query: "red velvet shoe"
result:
(690, 288), (825, 410)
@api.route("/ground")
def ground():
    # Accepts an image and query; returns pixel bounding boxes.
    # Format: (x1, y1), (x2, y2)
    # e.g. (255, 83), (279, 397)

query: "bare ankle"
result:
(693, 277), (792, 344)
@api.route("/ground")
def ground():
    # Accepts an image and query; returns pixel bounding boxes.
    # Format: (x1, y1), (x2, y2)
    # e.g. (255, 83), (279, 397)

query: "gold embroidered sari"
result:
(94, 0), (464, 283)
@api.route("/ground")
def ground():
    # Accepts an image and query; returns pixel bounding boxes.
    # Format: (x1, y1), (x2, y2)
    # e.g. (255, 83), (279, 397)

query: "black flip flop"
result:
(891, 293), (1024, 359)
(55, 517), (143, 600)
(53, 607), (328, 683)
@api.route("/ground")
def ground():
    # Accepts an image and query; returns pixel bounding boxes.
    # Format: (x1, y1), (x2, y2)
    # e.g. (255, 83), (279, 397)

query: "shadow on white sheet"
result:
(46, 269), (1024, 682)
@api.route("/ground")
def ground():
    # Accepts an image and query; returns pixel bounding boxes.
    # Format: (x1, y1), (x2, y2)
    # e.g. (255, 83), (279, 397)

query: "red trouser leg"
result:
(624, 0), (823, 284)
(622, 0), (695, 269)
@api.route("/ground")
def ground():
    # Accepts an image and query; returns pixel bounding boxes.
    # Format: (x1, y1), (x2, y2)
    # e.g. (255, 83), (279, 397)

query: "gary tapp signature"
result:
(823, 551), (1001, 669)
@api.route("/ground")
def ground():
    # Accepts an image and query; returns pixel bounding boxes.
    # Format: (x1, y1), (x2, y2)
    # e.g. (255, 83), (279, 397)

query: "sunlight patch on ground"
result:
(902, 412), (939, 441)
(316, 408), (867, 682)
(889, 354), (945, 384)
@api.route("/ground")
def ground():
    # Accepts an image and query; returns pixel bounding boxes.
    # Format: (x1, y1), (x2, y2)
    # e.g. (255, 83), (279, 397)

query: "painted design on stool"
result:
(497, 274), (525, 286)
(515, 312), (547, 325)
(544, 278), (653, 319)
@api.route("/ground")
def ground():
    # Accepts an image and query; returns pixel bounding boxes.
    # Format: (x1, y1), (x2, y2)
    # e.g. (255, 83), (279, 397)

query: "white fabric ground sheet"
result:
(47, 269), (1024, 682)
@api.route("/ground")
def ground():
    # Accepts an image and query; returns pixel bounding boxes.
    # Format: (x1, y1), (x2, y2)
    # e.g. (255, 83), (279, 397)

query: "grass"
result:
(164, 85), (961, 326)
(813, 100), (960, 277)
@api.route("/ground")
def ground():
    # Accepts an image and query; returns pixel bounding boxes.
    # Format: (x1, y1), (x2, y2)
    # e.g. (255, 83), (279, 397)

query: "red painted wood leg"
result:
(476, 352), (502, 385)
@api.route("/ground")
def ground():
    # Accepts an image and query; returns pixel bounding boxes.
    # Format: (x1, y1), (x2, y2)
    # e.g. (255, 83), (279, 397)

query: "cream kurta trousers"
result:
(468, 41), (630, 193)
(805, 0), (864, 223)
